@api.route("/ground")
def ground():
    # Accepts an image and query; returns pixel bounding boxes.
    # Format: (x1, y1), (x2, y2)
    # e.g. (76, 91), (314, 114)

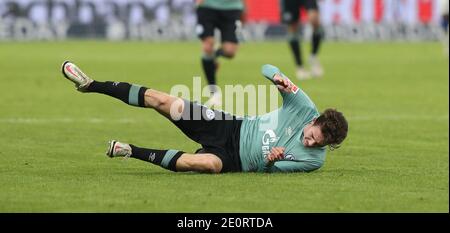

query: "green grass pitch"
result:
(0, 41), (448, 212)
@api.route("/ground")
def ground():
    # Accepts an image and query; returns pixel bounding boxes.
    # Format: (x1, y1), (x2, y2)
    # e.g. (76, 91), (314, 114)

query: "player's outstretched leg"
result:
(286, 24), (311, 80)
(61, 61), (183, 119)
(106, 140), (222, 173)
(308, 10), (324, 78)
(62, 61), (148, 108)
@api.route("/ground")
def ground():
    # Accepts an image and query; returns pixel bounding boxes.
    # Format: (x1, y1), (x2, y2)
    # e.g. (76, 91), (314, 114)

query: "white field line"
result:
(0, 115), (448, 124)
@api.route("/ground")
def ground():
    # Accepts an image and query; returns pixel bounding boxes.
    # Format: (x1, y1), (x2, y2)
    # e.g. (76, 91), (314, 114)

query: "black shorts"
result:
(196, 7), (242, 43)
(170, 100), (243, 173)
(280, 0), (319, 24)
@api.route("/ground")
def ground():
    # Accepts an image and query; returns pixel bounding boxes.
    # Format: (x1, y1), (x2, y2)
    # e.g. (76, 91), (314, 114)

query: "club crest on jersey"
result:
(205, 109), (215, 120)
(284, 154), (295, 161)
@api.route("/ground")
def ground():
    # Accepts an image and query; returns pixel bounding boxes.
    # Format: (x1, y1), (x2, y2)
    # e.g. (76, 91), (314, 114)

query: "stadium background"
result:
(0, 0), (448, 214)
(0, 0), (446, 41)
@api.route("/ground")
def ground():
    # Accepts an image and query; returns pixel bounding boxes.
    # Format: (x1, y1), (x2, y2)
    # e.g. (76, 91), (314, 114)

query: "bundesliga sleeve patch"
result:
(286, 79), (299, 94)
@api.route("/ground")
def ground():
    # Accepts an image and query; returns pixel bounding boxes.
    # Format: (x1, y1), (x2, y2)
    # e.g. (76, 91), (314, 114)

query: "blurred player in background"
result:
(280, 0), (324, 80)
(439, 0), (449, 55)
(195, 0), (244, 107)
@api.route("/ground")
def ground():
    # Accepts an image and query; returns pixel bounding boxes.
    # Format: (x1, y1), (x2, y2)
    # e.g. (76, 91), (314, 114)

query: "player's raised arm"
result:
(261, 64), (318, 112)
(261, 64), (299, 97)
(261, 64), (302, 102)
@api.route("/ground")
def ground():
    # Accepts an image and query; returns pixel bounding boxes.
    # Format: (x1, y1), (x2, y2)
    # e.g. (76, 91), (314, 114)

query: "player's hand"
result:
(195, 0), (204, 6)
(273, 74), (292, 93)
(267, 147), (285, 164)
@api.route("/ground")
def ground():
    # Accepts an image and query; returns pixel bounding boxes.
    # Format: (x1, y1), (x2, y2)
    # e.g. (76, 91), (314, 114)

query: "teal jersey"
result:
(239, 65), (326, 173)
(199, 0), (244, 10)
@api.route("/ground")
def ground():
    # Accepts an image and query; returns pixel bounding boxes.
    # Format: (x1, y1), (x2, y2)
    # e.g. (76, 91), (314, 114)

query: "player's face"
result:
(302, 124), (325, 148)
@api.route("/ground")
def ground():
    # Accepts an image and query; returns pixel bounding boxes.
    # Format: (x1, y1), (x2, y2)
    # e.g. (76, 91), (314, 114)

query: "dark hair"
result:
(314, 108), (348, 150)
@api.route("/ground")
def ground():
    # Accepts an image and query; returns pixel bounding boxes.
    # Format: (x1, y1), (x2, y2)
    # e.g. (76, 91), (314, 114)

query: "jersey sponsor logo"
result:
(262, 129), (279, 158)
(262, 129), (278, 144)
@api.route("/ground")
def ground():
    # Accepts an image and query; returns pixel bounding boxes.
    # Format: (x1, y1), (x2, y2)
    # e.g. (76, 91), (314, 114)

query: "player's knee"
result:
(145, 90), (169, 108)
(202, 40), (215, 55)
(308, 13), (321, 28)
(222, 45), (238, 59)
(311, 21), (321, 29)
(288, 23), (299, 33)
(203, 47), (214, 56)
(223, 49), (236, 58)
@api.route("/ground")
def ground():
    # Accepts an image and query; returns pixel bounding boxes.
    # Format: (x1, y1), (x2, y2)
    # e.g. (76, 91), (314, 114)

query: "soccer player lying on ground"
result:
(61, 61), (348, 173)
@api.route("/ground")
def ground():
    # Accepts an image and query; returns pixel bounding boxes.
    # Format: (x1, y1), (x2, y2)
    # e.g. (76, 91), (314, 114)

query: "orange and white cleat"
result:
(61, 61), (93, 92)
(106, 140), (132, 158)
